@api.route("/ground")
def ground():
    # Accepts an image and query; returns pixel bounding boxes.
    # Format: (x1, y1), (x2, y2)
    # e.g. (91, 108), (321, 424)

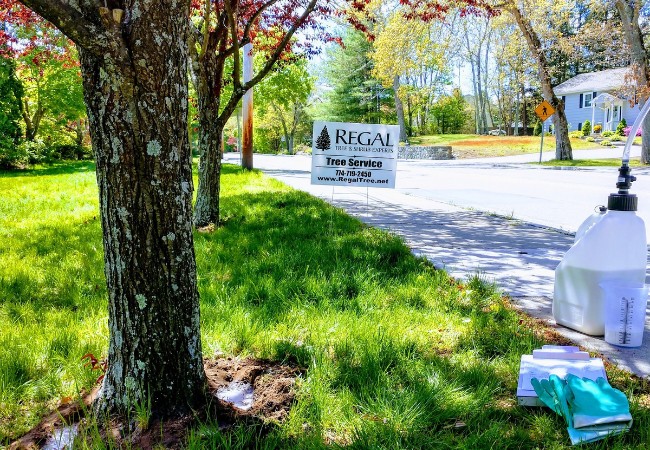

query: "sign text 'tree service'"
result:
(311, 121), (399, 188)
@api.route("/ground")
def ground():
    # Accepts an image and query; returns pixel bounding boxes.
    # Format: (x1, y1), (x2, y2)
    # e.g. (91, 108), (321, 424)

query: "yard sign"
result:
(311, 121), (399, 188)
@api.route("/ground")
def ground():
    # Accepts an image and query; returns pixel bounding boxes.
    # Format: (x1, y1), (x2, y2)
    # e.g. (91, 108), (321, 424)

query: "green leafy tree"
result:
(0, 53), (24, 168)
(533, 121), (542, 136)
(431, 88), (470, 134)
(255, 58), (314, 154)
(372, 12), (454, 139)
(320, 28), (391, 124)
(17, 46), (85, 144)
(582, 120), (591, 136)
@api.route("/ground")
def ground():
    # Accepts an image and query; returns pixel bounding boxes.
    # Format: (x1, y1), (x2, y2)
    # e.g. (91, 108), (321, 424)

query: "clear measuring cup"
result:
(600, 282), (649, 347)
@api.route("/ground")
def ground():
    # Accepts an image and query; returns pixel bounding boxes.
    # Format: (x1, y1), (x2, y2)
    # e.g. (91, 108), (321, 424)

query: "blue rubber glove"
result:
(531, 374), (633, 445)
(531, 375), (573, 426)
(565, 374), (632, 429)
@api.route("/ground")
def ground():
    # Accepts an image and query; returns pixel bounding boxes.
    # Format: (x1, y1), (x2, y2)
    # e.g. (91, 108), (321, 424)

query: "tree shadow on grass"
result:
(0, 216), (105, 311)
(0, 161), (96, 178)
(195, 188), (420, 321)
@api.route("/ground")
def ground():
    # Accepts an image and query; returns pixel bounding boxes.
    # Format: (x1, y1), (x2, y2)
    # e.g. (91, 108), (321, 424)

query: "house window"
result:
(613, 105), (620, 121)
(583, 93), (593, 108)
(578, 122), (582, 131)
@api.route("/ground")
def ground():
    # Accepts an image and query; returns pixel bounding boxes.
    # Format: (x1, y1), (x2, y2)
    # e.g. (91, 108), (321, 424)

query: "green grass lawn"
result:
(408, 134), (606, 159)
(1, 162), (650, 448)
(538, 158), (643, 167)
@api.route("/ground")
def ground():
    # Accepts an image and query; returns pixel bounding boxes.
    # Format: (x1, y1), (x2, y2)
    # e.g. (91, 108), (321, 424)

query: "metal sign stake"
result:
(539, 123), (545, 164)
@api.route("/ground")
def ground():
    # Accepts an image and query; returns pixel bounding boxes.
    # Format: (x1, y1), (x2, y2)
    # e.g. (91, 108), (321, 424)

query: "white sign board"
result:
(311, 121), (399, 188)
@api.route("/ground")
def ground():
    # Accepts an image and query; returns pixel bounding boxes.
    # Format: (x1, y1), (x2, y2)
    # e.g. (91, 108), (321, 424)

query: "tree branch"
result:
(224, 0), (242, 92)
(241, 0), (281, 42)
(244, 0), (318, 91)
(18, 0), (109, 56)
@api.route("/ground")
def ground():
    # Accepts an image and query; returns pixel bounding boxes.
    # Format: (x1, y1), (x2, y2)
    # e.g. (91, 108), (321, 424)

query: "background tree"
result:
(320, 28), (392, 124)
(7, 0), (206, 417)
(497, 0), (574, 160)
(255, 57), (314, 154)
(490, 16), (537, 135)
(371, 10), (455, 138)
(0, 53), (24, 168)
(16, 46), (85, 143)
(431, 88), (470, 133)
(547, 1), (627, 83)
(615, 0), (650, 164)
(461, 14), (493, 134)
(189, 0), (320, 228)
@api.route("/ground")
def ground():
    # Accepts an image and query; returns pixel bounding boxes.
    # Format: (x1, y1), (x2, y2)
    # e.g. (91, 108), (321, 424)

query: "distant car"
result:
(488, 129), (506, 136)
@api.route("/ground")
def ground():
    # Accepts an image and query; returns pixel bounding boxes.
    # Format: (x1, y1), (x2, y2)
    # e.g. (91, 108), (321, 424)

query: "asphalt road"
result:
(223, 147), (650, 379)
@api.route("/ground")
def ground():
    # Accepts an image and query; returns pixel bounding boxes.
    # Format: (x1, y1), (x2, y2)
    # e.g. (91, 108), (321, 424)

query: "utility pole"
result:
(242, 43), (254, 170)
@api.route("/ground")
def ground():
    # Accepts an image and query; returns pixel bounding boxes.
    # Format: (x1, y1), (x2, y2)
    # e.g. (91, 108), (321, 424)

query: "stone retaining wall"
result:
(398, 145), (453, 160)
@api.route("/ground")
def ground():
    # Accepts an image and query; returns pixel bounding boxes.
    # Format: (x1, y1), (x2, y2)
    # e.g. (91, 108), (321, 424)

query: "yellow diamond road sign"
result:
(535, 100), (555, 122)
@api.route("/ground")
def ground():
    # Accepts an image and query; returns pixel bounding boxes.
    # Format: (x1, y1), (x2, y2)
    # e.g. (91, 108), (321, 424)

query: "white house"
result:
(554, 67), (642, 133)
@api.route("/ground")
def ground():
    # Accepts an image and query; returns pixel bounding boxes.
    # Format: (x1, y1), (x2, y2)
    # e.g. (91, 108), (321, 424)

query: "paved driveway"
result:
(223, 147), (650, 379)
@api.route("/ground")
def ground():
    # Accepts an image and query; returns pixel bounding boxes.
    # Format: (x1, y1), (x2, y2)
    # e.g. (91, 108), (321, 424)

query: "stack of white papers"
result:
(517, 345), (607, 406)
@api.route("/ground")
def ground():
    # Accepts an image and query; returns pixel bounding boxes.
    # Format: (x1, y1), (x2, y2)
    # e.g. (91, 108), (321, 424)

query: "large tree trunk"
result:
(193, 41), (226, 228)
(510, 6), (573, 160)
(19, 0), (207, 417)
(616, 0), (650, 164)
(393, 76), (408, 141)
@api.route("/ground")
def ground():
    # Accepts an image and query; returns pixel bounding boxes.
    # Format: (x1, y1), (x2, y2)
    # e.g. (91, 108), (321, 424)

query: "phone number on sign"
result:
(334, 170), (372, 178)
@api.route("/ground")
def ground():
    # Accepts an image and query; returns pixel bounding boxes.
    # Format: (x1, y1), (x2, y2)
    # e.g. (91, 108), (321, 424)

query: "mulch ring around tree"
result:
(9, 357), (302, 450)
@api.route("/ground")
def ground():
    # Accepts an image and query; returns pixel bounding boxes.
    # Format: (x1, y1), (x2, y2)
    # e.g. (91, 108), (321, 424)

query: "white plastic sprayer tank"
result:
(553, 208), (646, 335)
(553, 100), (650, 336)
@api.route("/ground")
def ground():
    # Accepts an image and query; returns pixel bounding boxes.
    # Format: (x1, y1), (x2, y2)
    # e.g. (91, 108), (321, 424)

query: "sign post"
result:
(311, 121), (399, 188)
(535, 100), (555, 163)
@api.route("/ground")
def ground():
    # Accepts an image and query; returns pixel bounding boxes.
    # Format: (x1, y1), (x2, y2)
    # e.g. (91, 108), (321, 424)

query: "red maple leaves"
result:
(82, 353), (108, 385)
(0, 0), (78, 66)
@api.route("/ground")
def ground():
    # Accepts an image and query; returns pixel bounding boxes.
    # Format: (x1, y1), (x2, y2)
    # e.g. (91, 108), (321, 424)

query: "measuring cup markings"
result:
(619, 296), (631, 345)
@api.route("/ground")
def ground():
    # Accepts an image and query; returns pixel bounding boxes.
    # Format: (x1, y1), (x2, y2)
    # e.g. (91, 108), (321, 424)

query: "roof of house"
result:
(554, 67), (631, 95)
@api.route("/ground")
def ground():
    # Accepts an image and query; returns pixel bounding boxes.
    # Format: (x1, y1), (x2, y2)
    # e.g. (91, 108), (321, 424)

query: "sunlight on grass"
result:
(537, 158), (643, 167)
(1, 162), (649, 448)
(408, 134), (603, 159)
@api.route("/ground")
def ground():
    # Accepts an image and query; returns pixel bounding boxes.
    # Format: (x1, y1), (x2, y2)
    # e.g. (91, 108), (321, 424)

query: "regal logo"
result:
(334, 129), (393, 147)
(315, 126), (331, 151)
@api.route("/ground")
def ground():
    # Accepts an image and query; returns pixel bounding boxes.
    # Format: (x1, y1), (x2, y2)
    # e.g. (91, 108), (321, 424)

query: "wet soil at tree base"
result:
(9, 357), (301, 449)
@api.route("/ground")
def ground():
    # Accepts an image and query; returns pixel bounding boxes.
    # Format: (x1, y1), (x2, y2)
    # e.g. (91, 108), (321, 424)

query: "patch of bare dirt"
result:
(9, 357), (301, 450)
(206, 356), (301, 423)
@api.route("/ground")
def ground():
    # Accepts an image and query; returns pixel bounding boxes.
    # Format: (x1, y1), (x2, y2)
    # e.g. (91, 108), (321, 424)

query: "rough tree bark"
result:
(18, 0), (206, 416)
(509, 5), (573, 160)
(615, 0), (650, 164)
(192, 29), (227, 229)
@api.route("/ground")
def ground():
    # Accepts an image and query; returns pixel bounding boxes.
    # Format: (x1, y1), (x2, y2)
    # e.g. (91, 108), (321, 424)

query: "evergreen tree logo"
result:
(315, 126), (331, 151)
